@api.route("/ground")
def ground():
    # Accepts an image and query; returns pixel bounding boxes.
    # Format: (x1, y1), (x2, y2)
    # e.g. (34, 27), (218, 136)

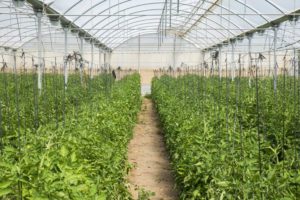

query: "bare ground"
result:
(128, 98), (179, 200)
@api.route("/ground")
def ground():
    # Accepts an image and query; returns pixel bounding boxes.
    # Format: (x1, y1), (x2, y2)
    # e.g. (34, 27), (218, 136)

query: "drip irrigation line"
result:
(32, 57), (39, 130)
(292, 49), (299, 174)
(53, 64), (58, 129)
(255, 52), (262, 177)
(225, 54), (229, 143)
(282, 56), (287, 170)
(0, 78), (2, 152)
(13, 56), (23, 200)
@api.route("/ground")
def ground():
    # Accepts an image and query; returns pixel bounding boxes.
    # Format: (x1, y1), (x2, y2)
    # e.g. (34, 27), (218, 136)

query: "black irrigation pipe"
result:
(22, 54), (28, 142)
(32, 57), (39, 131)
(3, 69), (11, 132)
(255, 55), (262, 177)
(225, 55), (229, 143)
(282, 57), (287, 171)
(0, 72), (2, 152)
(13, 58), (23, 200)
(238, 55), (244, 160)
(62, 62), (67, 128)
(217, 60), (222, 146)
(53, 58), (59, 129)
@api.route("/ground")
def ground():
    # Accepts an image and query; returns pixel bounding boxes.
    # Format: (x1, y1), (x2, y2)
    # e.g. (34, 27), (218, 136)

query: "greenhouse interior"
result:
(0, 0), (300, 199)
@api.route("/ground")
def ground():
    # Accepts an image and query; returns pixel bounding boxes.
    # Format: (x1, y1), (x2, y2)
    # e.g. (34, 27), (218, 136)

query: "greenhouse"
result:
(0, 0), (299, 199)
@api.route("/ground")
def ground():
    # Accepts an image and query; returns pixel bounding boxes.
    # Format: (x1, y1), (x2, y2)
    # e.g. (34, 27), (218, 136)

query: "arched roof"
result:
(0, 0), (300, 50)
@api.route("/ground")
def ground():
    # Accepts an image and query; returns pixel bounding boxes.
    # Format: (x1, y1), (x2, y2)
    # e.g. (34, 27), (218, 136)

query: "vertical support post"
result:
(79, 36), (84, 84)
(99, 48), (102, 74)
(273, 26), (278, 94)
(90, 40), (94, 79)
(297, 49), (300, 77)
(268, 38), (271, 77)
(12, 49), (17, 73)
(248, 35), (252, 87)
(173, 34), (176, 68)
(165, 0), (167, 37)
(201, 50), (205, 77)
(63, 27), (68, 88)
(138, 34), (141, 73)
(201, 51), (205, 76)
(104, 51), (107, 72)
(169, 0), (172, 28)
(231, 40), (235, 81)
(37, 11), (43, 93)
(218, 45), (222, 79)
(108, 51), (112, 70)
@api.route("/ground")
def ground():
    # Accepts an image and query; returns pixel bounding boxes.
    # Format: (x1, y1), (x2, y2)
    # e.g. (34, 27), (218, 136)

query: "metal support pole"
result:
(104, 51), (107, 72)
(268, 38), (271, 77)
(108, 52), (112, 70)
(218, 45), (222, 79)
(138, 34), (141, 73)
(231, 40), (235, 81)
(79, 36), (84, 84)
(12, 49), (17, 73)
(297, 49), (300, 77)
(63, 27), (68, 88)
(169, 0), (172, 28)
(173, 34), (176, 68)
(248, 35), (252, 87)
(37, 11), (43, 93)
(99, 48), (102, 74)
(90, 40), (94, 79)
(273, 26), (278, 94)
(201, 50), (205, 76)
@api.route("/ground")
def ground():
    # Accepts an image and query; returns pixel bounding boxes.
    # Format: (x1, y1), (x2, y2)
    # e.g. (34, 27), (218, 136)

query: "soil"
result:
(128, 98), (179, 200)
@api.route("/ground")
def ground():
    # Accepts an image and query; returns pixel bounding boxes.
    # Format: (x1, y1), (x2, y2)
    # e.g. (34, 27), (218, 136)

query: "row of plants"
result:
(0, 73), (141, 199)
(152, 74), (299, 199)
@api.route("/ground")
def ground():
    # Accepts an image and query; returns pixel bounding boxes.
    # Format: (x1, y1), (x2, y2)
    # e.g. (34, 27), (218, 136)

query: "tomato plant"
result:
(0, 73), (141, 199)
(152, 75), (299, 199)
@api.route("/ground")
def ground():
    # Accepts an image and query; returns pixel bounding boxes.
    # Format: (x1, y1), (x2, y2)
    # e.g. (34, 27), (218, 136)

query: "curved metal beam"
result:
(102, 19), (221, 48)
(96, 8), (238, 39)
(88, 1), (249, 38)
(105, 25), (212, 49)
(265, 0), (285, 14)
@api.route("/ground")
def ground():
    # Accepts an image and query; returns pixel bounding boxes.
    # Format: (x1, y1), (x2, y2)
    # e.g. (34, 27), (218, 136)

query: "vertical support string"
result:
(273, 26), (278, 97)
(90, 40), (94, 79)
(37, 11), (43, 94)
(63, 27), (69, 89)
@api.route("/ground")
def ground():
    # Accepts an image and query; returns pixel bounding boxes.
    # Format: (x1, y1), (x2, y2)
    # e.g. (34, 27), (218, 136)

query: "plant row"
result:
(152, 75), (299, 199)
(0, 73), (141, 199)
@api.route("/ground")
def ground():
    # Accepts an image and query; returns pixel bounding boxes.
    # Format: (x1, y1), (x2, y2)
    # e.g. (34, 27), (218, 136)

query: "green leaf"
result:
(96, 192), (106, 200)
(0, 181), (12, 189)
(192, 189), (200, 197)
(0, 188), (12, 196)
(71, 152), (77, 162)
(60, 146), (69, 157)
(216, 181), (230, 187)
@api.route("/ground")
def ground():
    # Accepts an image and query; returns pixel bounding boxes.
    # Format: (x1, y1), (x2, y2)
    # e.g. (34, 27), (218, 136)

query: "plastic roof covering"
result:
(0, 0), (300, 50)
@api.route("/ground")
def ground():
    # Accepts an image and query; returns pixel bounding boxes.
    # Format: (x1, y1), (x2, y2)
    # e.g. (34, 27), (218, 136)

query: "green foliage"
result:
(152, 75), (300, 199)
(137, 188), (155, 200)
(0, 73), (141, 199)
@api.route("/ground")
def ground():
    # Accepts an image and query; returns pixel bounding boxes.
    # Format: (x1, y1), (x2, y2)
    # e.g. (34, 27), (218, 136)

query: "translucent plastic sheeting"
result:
(0, 0), (299, 50)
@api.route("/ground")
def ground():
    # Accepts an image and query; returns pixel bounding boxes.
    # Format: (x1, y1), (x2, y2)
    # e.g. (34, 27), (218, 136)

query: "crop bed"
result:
(152, 75), (299, 199)
(0, 73), (141, 199)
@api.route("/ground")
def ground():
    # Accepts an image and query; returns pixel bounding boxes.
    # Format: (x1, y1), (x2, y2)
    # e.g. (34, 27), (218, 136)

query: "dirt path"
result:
(128, 98), (179, 200)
